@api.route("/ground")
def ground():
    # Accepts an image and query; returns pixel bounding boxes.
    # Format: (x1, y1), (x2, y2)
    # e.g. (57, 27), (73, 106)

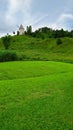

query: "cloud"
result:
(33, 13), (73, 31)
(5, 0), (33, 25)
(0, 0), (73, 36)
(55, 13), (73, 30)
(5, 0), (20, 24)
(0, 0), (33, 35)
(58, 14), (73, 22)
(32, 14), (49, 26)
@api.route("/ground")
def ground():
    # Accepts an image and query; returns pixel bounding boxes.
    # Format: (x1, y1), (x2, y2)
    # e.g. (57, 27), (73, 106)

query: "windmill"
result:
(16, 24), (25, 35)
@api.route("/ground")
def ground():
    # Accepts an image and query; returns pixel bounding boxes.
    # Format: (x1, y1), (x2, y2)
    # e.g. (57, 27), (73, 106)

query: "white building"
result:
(19, 24), (25, 35)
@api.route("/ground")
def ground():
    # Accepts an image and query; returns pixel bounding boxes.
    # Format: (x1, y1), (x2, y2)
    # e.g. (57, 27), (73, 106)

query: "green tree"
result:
(57, 38), (62, 45)
(2, 35), (11, 49)
(26, 25), (32, 35)
(17, 31), (19, 36)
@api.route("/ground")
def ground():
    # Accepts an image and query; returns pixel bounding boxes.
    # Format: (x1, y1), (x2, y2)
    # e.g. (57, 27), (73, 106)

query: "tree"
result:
(26, 25), (32, 35)
(13, 31), (15, 35)
(57, 38), (62, 45)
(17, 31), (19, 36)
(2, 35), (11, 49)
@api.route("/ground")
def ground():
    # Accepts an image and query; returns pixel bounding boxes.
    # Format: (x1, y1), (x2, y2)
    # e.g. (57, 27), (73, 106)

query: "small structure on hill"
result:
(19, 24), (25, 35)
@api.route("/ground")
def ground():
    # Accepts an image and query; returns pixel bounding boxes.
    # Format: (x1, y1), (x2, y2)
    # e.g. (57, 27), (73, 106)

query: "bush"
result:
(0, 51), (18, 62)
(57, 38), (62, 45)
(1, 35), (11, 49)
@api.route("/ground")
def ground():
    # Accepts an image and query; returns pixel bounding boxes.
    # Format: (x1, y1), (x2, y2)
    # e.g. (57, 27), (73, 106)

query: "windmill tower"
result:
(19, 24), (25, 35)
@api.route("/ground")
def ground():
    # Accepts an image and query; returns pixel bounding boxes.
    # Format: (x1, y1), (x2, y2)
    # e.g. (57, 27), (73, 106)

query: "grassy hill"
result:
(0, 35), (73, 62)
(0, 61), (73, 130)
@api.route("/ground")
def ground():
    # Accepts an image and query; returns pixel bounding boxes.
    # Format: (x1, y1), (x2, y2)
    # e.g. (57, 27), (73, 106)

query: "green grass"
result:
(0, 61), (73, 80)
(0, 35), (73, 62)
(0, 61), (73, 130)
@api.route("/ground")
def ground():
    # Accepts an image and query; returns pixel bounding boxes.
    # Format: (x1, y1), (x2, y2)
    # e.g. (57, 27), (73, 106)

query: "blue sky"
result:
(0, 0), (73, 36)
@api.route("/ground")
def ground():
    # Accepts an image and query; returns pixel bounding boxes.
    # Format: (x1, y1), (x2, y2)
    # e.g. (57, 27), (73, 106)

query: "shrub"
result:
(0, 51), (18, 62)
(1, 35), (11, 49)
(57, 38), (62, 45)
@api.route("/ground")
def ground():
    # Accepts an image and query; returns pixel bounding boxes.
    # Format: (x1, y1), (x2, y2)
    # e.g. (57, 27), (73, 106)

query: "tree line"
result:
(25, 26), (73, 39)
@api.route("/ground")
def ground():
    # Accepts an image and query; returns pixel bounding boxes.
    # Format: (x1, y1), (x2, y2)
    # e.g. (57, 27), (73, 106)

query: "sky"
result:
(0, 0), (73, 36)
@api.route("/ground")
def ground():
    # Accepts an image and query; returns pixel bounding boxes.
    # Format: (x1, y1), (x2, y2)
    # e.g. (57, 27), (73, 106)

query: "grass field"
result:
(0, 61), (73, 130)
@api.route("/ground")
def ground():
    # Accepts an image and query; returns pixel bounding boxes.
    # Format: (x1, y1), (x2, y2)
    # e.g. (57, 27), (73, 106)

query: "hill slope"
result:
(0, 35), (73, 62)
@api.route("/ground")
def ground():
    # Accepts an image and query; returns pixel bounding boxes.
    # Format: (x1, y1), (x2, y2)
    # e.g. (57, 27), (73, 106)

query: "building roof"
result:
(19, 24), (24, 30)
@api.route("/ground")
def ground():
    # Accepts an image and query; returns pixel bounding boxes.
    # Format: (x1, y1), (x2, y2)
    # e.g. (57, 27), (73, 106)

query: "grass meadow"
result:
(0, 61), (73, 130)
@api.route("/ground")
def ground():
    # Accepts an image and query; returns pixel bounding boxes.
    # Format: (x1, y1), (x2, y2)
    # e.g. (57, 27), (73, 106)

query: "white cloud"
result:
(58, 13), (73, 22)
(0, 0), (33, 36)
(35, 13), (73, 30)
(5, 0), (33, 25)
(55, 13), (73, 30)
(5, 0), (20, 24)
